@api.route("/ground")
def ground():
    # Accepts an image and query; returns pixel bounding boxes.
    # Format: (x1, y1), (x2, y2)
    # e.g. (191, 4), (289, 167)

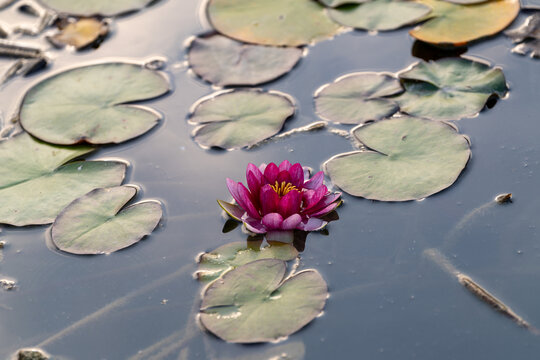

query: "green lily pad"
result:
(188, 34), (303, 87)
(189, 89), (295, 150)
(410, 0), (520, 45)
(206, 0), (342, 46)
(324, 117), (471, 201)
(19, 62), (170, 145)
(196, 240), (299, 282)
(315, 72), (403, 124)
(38, 0), (155, 16)
(52, 186), (162, 255)
(0, 133), (126, 226)
(329, 0), (432, 31)
(395, 58), (507, 120)
(200, 259), (327, 343)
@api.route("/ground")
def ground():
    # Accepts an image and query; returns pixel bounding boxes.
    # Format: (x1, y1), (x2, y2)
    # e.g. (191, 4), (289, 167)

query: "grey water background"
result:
(0, 1), (539, 359)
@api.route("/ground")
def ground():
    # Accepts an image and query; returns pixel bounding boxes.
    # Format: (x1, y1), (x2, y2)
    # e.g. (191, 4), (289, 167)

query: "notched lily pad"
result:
(206, 0), (342, 46)
(505, 13), (540, 59)
(20, 62), (170, 145)
(200, 259), (328, 343)
(52, 186), (162, 255)
(189, 89), (295, 150)
(187, 34), (303, 87)
(315, 72), (403, 124)
(48, 18), (109, 50)
(329, 0), (432, 31)
(410, 0), (520, 45)
(0, 133), (126, 226)
(396, 57), (507, 120)
(196, 240), (299, 282)
(324, 117), (471, 201)
(38, 0), (155, 17)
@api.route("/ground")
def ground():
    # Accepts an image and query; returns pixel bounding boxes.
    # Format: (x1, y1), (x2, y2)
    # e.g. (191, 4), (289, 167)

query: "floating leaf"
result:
(0, 133), (126, 226)
(328, 0), (432, 31)
(19, 62), (170, 145)
(200, 259), (327, 343)
(39, 0), (155, 16)
(505, 13), (540, 59)
(49, 18), (109, 50)
(206, 0), (342, 46)
(410, 0), (520, 45)
(324, 117), (470, 201)
(395, 58), (507, 120)
(189, 89), (295, 150)
(319, 0), (367, 6)
(196, 240), (299, 282)
(52, 186), (162, 255)
(187, 34), (303, 87)
(315, 72), (403, 124)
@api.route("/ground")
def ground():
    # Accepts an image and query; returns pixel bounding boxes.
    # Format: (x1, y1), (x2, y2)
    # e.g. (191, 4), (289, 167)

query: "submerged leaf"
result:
(0, 133), (126, 226)
(324, 117), (470, 201)
(196, 240), (299, 282)
(189, 89), (295, 150)
(206, 0), (342, 46)
(395, 58), (507, 120)
(39, 0), (155, 16)
(329, 0), (432, 31)
(188, 34), (303, 87)
(315, 72), (403, 124)
(200, 259), (327, 343)
(505, 13), (540, 59)
(52, 186), (162, 254)
(49, 18), (109, 50)
(410, 0), (520, 45)
(19, 62), (170, 145)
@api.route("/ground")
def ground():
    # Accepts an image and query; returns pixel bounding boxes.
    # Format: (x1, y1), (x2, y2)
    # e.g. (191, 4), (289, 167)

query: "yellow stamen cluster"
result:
(271, 181), (298, 197)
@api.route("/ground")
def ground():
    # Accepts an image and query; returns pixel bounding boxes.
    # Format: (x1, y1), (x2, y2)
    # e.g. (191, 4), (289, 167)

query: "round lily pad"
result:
(324, 117), (471, 201)
(200, 259), (328, 343)
(20, 62), (170, 145)
(410, 0), (520, 45)
(196, 240), (299, 282)
(315, 72), (403, 124)
(38, 0), (154, 16)
(189, 89), (295, 150)
(52, 186), (162, 255)
(206, 0), (342, 46)
(0, 133), (126, 226)
(188, 34), (303, 87)
(396, 58), (507, 120)
(328, 0), (432, 31)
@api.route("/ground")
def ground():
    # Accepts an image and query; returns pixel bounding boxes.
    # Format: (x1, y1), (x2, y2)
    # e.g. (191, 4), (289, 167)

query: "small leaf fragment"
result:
(49, 18), (109, 50)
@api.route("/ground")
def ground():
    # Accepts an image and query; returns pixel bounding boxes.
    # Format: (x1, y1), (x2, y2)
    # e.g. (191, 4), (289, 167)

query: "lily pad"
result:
(324, 117), (470, 201)
(38, 0), (155, 16)
(329, 0), (432, 31)
(0, 133), (126, 226)
(188, 34), (303, 87)
(206, 0), (342, 46)
(505, 13), (540, 59)
(395, 58), (507, 120)
(196, 240), (299, 282)
(410, 0), (520, 45)
(200, 259), (327, 343)
(189, 89), (295, 150)
(19, 62), (170, 145)
(49, 18), (109, 50)
(314, 72), (403, 124)
(52, 186), (162, 255)
(319, 0), (367, 6)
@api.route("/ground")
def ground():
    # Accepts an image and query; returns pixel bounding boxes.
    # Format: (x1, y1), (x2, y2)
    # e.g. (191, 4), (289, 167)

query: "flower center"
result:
(271, 181), (297, 197)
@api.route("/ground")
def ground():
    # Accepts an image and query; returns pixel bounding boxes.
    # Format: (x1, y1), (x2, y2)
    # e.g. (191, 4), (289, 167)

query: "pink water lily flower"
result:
(218, 161), (341, 241)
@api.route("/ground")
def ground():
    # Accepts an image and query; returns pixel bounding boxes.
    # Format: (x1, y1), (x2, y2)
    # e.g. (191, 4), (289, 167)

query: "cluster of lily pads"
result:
(0, 60), (169, 255)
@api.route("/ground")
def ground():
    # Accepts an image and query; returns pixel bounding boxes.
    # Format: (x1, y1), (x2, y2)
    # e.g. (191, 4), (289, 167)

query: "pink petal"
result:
(243, 218), (266, 234)
(246, 171), (261, 206)
(302, 185), (328, 211)
(304, 171), (324, 190)
(264, 163), (279, 183)
(309, 201), (340, 218)
(226, 178), (242, 204)
(262, 213), (284, 230)
(282, 214), (302, 230)
(278, 160), (292, 172)
(305, 193), (342, 215)
(278, 190), (301, 218)
(277, 170), (291, 184)
(289, 163), (304, 188)
(260, 184), (279, 215)
(298, 217), (327, 231)
(237, 183), (261, 219)
(247, 163), (263, 184)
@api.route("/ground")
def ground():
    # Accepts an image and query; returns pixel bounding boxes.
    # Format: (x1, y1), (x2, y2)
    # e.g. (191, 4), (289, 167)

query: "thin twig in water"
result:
(247, 121), (326, 149)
